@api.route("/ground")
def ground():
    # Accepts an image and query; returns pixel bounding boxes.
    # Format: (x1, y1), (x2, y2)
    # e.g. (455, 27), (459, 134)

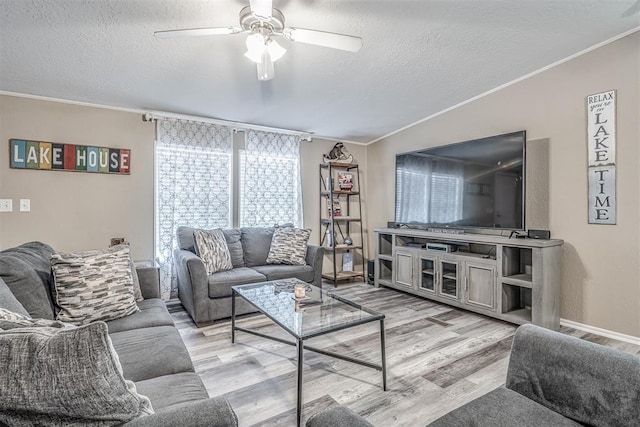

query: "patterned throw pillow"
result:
(111, 244), (143, 301)
(51, 246), (139, 325)
(0, 321), (154, 425)
(194, 229), (233, 275)
(0, 308), (73, 331)
(266, 227), (311, 265)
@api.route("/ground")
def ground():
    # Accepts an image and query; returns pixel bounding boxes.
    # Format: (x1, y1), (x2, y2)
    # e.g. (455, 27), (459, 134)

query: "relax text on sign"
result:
(9, 139), (130, 175)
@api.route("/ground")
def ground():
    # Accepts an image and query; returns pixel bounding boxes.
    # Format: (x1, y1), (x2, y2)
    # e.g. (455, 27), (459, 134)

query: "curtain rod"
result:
(142, 111), (313, 141)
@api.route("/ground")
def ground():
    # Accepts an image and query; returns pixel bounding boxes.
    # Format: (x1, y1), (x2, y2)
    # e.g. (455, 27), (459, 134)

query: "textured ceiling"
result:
(1, 0), (638, 143)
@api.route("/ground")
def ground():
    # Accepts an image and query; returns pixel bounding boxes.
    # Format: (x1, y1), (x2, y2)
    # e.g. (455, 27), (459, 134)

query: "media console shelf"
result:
(374, 228), (563, 329)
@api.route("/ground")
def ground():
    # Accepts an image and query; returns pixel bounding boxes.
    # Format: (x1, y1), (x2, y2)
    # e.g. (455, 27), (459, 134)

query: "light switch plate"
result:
(19, 199), (30, 212)
(0, 199), (13, 212)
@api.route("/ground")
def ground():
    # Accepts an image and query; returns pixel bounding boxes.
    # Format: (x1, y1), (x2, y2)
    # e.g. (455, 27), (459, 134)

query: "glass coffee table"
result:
(231, 278), (386, 427)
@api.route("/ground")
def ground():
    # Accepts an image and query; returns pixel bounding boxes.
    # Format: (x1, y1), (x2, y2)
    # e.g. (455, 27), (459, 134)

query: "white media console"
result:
(374, 228), (563, 329)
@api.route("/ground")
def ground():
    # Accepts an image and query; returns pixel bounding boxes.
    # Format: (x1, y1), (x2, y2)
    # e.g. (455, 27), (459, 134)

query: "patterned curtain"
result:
(155, 118), (233, 299)
(240, 130), (303, 227)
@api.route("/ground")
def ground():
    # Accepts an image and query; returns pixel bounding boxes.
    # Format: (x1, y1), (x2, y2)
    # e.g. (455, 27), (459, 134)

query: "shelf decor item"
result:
(344, 236), (353, 246)
(322, 142), (354, 164)
(327, 199), (341, 217)
(338, 172), (354, 189)
(342, 251), (354, 271)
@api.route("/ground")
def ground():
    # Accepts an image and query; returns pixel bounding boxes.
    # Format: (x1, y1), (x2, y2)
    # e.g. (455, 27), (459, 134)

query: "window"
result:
(155, 119), (233, 299)
(239, 130), (303, 227)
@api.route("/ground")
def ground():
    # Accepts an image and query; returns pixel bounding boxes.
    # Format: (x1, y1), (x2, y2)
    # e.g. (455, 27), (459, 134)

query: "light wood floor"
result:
(167, 282), (640, 427)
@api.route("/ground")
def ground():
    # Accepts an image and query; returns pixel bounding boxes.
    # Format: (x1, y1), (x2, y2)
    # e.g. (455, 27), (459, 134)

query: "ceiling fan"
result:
(155, 0), (362, 81)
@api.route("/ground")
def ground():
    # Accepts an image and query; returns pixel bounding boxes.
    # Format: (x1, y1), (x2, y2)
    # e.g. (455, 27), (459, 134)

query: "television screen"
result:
(395, 131), (525, 230)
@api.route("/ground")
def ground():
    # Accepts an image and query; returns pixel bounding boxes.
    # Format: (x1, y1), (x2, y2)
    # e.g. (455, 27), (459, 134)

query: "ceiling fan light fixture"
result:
(257, 49), (274, 81)
(245, 33), (265, 62)
(245, 33), (286, 63)
(266, 39), (286, 62)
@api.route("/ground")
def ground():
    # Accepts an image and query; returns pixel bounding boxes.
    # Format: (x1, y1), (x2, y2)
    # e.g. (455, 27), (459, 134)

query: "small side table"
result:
(134, 260), (161, 299)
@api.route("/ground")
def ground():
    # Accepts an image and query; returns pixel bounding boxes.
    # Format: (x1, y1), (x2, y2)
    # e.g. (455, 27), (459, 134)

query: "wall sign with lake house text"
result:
(586, 90), (616, 224)
(9, 139), (130, 175)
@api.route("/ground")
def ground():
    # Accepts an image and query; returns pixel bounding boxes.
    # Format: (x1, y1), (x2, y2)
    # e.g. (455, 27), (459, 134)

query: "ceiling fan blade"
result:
(154, 27), (243, 38)
(250, 0), (272, 18)
(284, 28), (362, 52)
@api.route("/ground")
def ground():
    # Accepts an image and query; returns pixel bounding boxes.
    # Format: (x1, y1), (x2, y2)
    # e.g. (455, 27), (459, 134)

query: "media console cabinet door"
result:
(465, 262), (496, 310)
(394, 251), (414, 288)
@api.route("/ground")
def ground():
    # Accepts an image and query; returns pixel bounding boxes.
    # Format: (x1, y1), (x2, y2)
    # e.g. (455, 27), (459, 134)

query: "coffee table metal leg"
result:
(380, 319), (387, 391)
(231, 290), (236, 344)
(296, 338), (304, 427)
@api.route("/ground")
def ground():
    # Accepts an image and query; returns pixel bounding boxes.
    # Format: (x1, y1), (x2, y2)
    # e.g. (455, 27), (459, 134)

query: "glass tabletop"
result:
(232, 279), (384, 339)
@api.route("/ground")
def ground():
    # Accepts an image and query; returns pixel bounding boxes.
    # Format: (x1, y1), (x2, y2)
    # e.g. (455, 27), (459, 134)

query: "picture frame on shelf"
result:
(327, 199), (341, 216)
(338, 172), (354, 190)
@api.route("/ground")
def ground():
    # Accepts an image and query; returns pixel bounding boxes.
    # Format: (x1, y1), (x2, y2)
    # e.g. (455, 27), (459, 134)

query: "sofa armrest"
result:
(136, 265), (161, 299)
(306, 244), (324, 289)
(506, 324), (640, 426)
(306, 405), (372, 427)
(173, 249), (210, 325)
(125, 397), (238, 427)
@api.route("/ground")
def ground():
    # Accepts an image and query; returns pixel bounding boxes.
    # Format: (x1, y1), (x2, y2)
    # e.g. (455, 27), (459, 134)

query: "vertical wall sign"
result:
(586, 90), (616, 224)
(9, 139), (130, 175)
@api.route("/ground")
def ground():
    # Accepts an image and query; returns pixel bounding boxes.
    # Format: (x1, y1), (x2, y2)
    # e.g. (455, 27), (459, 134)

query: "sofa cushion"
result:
(0, 241), (55, 319)
(134, 372), (209, 411)
(251, 264), (314, 283)
(194, 229), (233, 275)
(109, 325), (195, 383)
(241, 227), (275, 267)
(208, 267), (267, 299)
(506, 323), (640, 426)
(51, 246), (139, 325)
(0, 321), (154, 426)
(223, 229), (245, 268)
(106, 299), (175, 334)
(266, 227), (311, 265)
(0, 277), (30, 318)
(427, 387), (581, 427)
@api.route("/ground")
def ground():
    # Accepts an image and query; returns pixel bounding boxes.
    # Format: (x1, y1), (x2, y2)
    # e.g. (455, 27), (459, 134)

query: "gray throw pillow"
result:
(222, 229), (245, 268)
(51, 246), (139, 325)
(0, 277), (30, 318)
(0, 241), (56, 319)
(0, 321), (154, 425)
(266, 227), (311, 265)
(194, 229), (233, 275)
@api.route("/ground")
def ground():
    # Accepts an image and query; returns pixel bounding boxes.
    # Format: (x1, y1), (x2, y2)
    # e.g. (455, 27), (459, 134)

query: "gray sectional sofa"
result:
(174, 226), (323, 326)
(308, 323), (640, 426)
(0, 241), (238, 426)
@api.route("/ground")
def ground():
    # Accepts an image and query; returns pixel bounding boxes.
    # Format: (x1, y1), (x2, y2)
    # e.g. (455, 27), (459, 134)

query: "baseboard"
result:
(560, 318), (640, 346)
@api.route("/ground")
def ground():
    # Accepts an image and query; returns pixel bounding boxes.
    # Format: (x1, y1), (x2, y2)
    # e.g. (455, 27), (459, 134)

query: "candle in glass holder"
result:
(294, 284), (306, 299)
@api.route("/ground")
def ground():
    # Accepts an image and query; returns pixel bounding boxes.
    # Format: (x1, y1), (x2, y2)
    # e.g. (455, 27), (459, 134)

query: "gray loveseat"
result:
(308, 323), (640, 426)
(0, 241), (238, 426)
(174, 226), (323, 326)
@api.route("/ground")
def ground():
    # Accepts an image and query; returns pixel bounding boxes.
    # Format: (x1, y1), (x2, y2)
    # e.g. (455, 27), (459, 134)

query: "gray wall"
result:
(366, 32), (640, 336)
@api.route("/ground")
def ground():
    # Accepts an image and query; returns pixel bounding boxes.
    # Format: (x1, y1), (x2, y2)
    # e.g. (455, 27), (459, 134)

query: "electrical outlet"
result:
(20, 199), (30, 212)
(0, 199), (13, 212)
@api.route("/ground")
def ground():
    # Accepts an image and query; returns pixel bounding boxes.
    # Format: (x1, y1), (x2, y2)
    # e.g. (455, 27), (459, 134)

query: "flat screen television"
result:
(395, 131), (526, 230)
